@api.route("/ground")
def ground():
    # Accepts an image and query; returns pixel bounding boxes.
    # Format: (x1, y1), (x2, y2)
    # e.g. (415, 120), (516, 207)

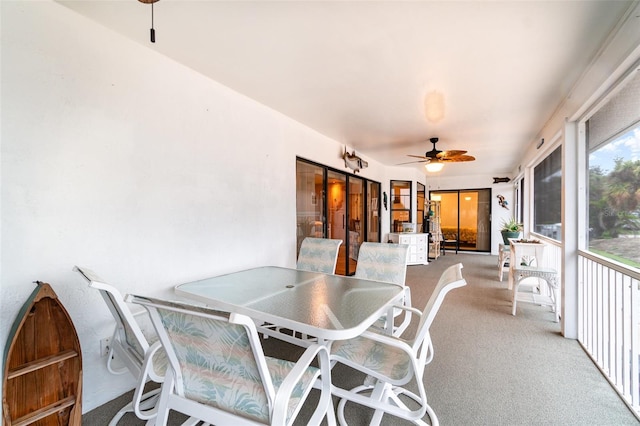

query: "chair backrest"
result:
(296, 237), (343, 274)
(413, 263), (467, 352)
(512, 242), (545, 267)
(128, 295), (276, 424)
(74, 266), (150, 364)
(354, 242), (409, 286)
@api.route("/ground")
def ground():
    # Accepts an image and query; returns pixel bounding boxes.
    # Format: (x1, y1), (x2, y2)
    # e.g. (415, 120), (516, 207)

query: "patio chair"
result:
(330, 263), (467, 426)
(127, 295), (333, 426)
(354, 242), (411, 336)
(296, 237), (343, 274)
(261, 237), (343, 345)
(73, 266), (167, 425)
(512, 265), (559, 322)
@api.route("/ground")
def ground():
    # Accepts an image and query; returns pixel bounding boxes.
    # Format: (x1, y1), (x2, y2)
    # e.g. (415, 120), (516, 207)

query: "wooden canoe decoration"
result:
(3, 282), (82, 425)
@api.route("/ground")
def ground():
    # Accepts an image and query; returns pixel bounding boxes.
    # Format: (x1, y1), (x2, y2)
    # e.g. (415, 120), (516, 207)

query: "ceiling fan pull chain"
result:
(150, 2), (155, 43)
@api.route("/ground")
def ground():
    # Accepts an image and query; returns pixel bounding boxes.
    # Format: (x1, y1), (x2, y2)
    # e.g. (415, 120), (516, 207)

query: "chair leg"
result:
(108, 388), (161, 426)
(336, 381), (438, 426)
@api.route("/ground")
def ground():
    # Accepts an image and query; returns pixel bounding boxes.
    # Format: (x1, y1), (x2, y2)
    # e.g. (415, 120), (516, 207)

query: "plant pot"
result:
(501, 231), (521, 245)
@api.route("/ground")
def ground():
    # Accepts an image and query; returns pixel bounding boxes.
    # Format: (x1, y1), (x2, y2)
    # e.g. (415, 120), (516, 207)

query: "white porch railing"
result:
(578, 251), (640, 416)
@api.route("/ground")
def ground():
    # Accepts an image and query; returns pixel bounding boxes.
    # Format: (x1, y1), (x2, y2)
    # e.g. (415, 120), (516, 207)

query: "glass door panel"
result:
(459, 192), (478, 249)
(296, 161), (325, 252)
(347, 176), (364, 275)
(417, 183), (425, 233)
(433, 191), (459, 246)
(328, 171), (347, 274)
(367, 181), (381, 242)
(390, 180), (412, 233)
(476, 190), (491, 251)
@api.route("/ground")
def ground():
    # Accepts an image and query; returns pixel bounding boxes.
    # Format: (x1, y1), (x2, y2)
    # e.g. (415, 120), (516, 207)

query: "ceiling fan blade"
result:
(441, 154), (476, 162)
(397, 159), (429, 165)
(437, 149), (467, 159)
(407, 154), (429, 159)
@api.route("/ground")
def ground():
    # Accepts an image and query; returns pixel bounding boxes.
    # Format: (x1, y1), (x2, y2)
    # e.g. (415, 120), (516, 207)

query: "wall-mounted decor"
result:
(493, 177), (511, 184)
(497, 194), (509, 209)
(342, 147), (368, 173)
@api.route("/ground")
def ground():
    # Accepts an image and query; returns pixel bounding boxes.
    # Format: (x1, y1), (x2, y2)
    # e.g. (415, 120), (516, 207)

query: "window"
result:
(417, 182), (425, 233)
(585, 70), (640, 268)
(533, 146), (562, 241)
(390, 180), (411, 233)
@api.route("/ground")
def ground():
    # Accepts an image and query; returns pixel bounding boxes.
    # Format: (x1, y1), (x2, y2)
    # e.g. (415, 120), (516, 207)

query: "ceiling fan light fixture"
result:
(425, 160), (444, 172)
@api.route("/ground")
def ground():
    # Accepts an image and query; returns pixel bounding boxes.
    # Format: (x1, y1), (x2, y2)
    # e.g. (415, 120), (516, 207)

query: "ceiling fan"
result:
(400, 137), (475, 172)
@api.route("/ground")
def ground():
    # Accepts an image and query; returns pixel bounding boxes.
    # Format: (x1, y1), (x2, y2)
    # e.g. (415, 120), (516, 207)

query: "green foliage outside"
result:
(589, 158), (640, 268)
(589, 248), (640, 269)
(589, 158), (640, 239)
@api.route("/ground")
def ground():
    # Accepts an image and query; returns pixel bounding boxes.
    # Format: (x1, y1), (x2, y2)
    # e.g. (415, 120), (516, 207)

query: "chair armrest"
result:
(272, 343), (331, 425)
(132, 340), (165, 419)
(389, 304), (422, 316)
(358, 329), (415, 355)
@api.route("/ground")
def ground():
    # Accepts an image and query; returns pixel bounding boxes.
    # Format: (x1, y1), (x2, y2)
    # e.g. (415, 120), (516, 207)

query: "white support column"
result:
(562, 120), (579, 339)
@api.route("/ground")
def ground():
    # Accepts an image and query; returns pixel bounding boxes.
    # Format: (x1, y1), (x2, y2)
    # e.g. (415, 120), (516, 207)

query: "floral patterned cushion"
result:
(331, 333), (411, 382)
(296, 237), (342, 274)
(157, 309), (319, 423)
(354, 242), (408, 285)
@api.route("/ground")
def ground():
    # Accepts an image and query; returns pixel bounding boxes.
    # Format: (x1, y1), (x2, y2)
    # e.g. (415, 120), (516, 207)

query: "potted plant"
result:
(500, 217), (522, 245)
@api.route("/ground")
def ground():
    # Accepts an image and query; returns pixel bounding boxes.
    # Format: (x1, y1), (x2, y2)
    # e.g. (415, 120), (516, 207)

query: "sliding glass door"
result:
(429, 188), (491, 252)
(296, 158), (380, 275)
(367, 181), (381, 242)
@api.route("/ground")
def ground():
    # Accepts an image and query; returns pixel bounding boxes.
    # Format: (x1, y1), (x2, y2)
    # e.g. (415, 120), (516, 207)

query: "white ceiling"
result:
(58, 0), (633, 177)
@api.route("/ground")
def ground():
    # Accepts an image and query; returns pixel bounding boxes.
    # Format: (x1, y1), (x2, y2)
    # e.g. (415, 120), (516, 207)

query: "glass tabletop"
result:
(175, 266), (403, 341)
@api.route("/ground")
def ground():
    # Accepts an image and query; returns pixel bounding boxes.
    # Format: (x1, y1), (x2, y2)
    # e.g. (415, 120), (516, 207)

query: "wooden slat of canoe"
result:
(10, 395), (76, 426)
(6, 350), (79, 380)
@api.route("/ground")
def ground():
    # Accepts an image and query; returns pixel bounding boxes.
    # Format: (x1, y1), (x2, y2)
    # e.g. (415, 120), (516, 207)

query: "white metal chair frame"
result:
(128, 294), (333, 426)
(329, 263), (467, 426)
(73, 266), (165, 425)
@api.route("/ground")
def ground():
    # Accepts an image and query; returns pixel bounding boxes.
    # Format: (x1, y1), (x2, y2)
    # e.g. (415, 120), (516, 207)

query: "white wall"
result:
(0, 1), (405, 411)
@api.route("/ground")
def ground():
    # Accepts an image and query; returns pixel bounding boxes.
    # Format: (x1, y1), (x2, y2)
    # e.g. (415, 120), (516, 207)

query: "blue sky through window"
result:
(589, 126), (640, 173)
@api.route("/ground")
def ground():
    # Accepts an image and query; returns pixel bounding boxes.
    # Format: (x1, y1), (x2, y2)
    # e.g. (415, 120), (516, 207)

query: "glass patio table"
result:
(174, 266), (404, 342)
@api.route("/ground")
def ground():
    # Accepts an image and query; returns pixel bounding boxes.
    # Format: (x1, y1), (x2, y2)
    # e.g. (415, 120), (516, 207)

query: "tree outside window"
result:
(588, 126), (640, 268)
